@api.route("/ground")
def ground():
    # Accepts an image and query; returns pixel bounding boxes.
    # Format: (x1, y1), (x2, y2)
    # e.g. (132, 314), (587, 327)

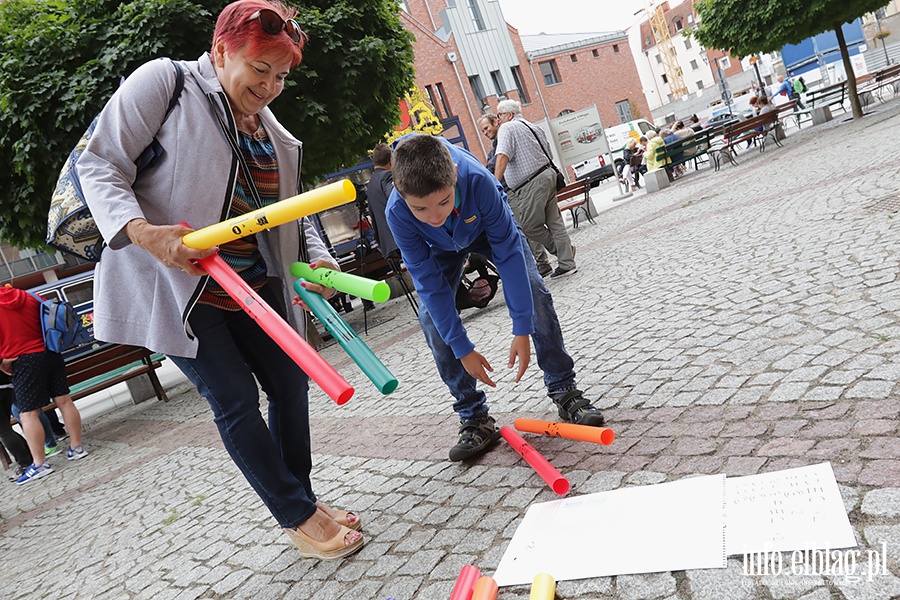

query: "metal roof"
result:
(520, 31), (628, 59)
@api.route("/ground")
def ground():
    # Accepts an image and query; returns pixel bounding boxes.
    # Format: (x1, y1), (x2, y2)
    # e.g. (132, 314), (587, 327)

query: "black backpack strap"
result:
(166, 61), (184, 116)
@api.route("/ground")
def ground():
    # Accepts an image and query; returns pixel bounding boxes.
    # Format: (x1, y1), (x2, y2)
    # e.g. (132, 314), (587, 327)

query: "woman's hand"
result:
(461, 350), (495, 388)
(126, 219), (216, 276)
(508, 334), (531, 382)
(292, 259), (339, 311)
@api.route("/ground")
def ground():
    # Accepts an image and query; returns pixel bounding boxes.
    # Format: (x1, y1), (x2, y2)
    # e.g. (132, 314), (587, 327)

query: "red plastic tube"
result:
(471, 576), (499, 600)
(194, 251), (354, 405)
(500, 426), (570, 495)
(514, 418), (615, 446)
(449, 565), (481, 600)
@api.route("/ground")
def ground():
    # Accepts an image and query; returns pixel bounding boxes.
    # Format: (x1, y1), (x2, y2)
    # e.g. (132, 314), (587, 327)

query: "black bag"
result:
(521, 121), (567, 191)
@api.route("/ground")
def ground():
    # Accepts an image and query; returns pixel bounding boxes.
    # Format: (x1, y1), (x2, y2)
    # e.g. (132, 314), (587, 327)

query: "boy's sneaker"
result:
(67, 445), (89, 461)
(449, 415), (501, 462)
(552, 390), (606, 427)
(15, 462), (54, 485)
(44, 444), (60, 457)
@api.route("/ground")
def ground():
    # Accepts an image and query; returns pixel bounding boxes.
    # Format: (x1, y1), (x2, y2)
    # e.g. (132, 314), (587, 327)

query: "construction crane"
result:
(648, 1), (688, 100)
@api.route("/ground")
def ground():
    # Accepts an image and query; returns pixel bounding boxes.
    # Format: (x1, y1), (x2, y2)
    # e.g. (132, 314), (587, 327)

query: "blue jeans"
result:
(169, 282), (316, 529)
(10, 402), (57, 447)
(419, 230), (577, 421)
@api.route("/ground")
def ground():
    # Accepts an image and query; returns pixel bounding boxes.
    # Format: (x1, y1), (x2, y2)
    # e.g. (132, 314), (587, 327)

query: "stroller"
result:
(455, 253), (500, 312)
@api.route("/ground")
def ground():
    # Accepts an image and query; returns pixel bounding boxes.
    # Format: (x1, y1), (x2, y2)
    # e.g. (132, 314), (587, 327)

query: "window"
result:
(661, 73), (668, 84)
(467, 0), (485, 31)
(425, 85), (441, 118)
(511, 66), (530, 104)
(570, 54), (578, 63)
(684, 39), (692, 50)
(720, 56), (731, 69)
(615, 100), (633, 123)
(436, 82), (453, 116)
(613, 44), (619, 53)
(696, 80), (705, 89)
(674, 18), (683, 31)
(490, 70), (505, 97)
(688, 14), (694, 23)
(690, 59), (698, 70)
(447, 0), (456, 4)
(557, 109), (574, 117)
(655, 54), (662, 64)
(468, 75), (486, 103)
(539, 60), (561, 85)
(592, 49), (599, 58)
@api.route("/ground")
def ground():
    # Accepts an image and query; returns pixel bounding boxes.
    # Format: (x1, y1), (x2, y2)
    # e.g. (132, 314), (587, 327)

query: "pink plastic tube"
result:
(194, 251), (354, 405)
(449, 565), (481, 600)
(500, 426), (570, 495)
(471, 576), (499, 600)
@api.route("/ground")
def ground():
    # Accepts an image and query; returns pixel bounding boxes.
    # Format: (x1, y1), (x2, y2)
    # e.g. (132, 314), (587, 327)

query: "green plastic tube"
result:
(294, 279), (398, 395)
(290, 262), (391, 303)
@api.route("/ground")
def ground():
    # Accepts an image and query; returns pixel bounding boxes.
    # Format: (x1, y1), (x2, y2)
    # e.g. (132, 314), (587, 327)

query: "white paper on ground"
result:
(493, 474), (726, 587)
(724, 462), (857, 556)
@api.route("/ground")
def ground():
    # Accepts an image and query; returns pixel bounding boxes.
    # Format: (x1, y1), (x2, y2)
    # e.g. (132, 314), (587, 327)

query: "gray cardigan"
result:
(78, 54), (333, 358)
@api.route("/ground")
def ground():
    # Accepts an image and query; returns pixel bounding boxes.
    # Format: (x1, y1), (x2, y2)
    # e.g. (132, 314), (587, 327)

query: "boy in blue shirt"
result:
(386, 134), (605, 461)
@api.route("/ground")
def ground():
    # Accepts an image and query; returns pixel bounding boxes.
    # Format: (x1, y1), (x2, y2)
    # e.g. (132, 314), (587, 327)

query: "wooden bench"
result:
(653, 127), (719, 174)
(6, 344), (168, 435)
(869, 64), (900, 102)
(719, 111), (781, 166)
(556, 179), (595, 228)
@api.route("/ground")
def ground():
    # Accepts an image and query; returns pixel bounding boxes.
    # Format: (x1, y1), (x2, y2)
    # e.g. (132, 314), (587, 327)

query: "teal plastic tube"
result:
(294, 279), (398, 395)
(290, 262), (391, 303)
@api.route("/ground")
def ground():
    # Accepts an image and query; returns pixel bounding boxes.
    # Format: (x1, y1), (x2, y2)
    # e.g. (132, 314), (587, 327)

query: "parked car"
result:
(703, 113), (741, 129)
(572, 155), (614, 187)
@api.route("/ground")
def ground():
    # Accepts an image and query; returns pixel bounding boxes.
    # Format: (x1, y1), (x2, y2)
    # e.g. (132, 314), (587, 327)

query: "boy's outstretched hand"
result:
(508, 334), (531, 382)
(461, 351), (496, 388)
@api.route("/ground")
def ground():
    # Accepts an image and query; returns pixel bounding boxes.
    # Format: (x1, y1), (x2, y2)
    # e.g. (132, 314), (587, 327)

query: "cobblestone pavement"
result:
(3, 100), (900, 600)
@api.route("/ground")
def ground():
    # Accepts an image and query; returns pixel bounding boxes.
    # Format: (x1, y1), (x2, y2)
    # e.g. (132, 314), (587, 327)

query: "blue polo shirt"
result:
(386, 137), (534, 359)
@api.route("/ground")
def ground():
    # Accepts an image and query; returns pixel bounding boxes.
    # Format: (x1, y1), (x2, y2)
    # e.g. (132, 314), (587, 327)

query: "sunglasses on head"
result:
(248, 8), (302, 45)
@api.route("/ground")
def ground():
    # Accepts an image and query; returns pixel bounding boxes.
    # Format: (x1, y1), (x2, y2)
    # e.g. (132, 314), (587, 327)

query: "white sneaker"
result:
(67, 445), (89, 461)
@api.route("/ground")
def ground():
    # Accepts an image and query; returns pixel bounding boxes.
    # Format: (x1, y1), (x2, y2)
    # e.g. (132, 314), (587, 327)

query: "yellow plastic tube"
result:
(182, 180), (356, 249)
(529, 573), (556, 600)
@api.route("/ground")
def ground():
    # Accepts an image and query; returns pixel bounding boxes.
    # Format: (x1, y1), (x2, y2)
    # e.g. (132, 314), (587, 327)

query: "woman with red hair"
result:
(78, 0), (364, 560)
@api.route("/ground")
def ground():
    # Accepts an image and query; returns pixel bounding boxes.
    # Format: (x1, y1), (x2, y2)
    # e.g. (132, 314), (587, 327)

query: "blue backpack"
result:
(29, 293), (92, 354)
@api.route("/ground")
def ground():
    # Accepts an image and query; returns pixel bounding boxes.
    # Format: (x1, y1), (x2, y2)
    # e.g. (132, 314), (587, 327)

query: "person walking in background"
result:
(494, 99), (576, 278)
(0, 286), (87, 485)
(77, 0), (363, 561)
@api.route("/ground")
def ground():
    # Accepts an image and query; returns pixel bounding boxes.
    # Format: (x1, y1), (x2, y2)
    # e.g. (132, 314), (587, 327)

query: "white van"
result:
(571, 118), (655, 185)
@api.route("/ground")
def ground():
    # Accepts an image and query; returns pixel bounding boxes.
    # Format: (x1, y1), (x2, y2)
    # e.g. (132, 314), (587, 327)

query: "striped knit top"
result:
(198, 125), (278, 310)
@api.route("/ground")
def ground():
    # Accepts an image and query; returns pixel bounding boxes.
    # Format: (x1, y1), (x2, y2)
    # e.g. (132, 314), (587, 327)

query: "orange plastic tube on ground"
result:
(500, 426), (570, 495)
(514, 418), (615, 446)
(449, 565), (481, 600)
(194, 251), (354, 405)
(471, 576), (498, 600)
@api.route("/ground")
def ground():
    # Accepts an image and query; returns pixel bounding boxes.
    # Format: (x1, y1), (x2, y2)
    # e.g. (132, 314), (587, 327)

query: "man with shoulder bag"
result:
(493, 99), (577, 278)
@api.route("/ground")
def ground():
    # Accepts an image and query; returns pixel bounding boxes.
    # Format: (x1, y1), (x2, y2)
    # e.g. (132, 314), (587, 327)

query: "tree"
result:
(691, 0), (889, 120)
(0, 0), (414, 249)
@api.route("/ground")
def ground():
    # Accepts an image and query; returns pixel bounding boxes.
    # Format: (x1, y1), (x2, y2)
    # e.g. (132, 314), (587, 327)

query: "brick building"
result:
(398, 0), (649, 163)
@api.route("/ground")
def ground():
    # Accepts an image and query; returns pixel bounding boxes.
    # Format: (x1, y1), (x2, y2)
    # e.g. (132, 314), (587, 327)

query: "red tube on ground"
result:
(500, 426), (570, 495)
(514, 418), (615, 445)
(195, 251), (354, 405)
(449, 564), (481, 600)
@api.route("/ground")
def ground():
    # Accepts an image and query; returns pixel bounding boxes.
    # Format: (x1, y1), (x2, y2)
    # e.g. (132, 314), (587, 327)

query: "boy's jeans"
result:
(418, 230), (577, 421)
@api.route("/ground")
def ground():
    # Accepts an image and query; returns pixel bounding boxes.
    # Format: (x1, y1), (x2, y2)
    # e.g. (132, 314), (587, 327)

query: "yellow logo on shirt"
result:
(464, 215), (477, 224)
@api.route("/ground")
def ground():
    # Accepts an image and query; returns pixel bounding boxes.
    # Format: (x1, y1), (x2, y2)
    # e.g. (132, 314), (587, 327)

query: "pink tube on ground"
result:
(500, 426), (570, 495)
(449, 565), (481, 600)
(195, 252), (354, 405)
